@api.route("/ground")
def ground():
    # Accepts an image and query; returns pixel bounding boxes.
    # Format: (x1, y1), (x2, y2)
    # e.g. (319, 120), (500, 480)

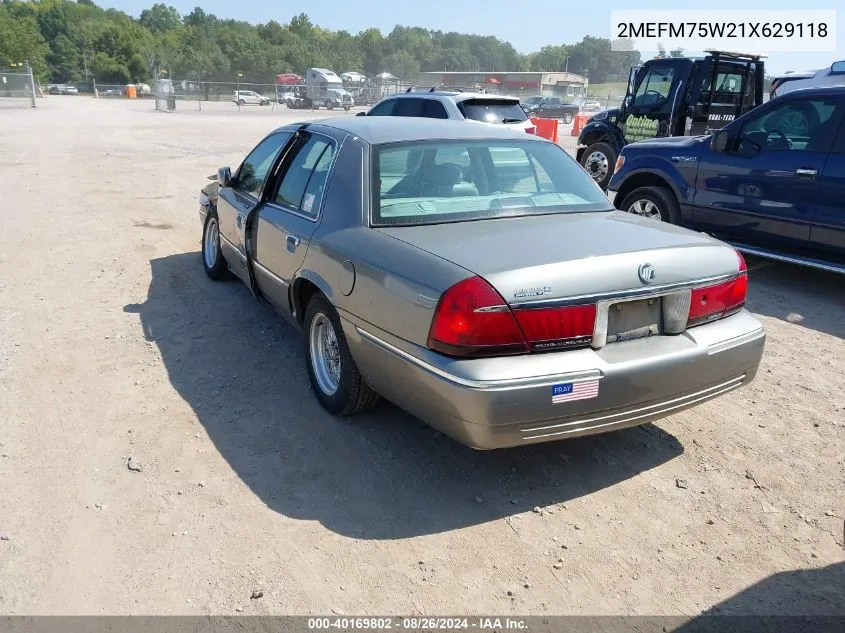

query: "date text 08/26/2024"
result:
(307, 617), (528, 630)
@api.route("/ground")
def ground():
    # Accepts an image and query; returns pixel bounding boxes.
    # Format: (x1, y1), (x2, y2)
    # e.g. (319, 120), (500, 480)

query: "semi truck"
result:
(275, 68), (354, 110)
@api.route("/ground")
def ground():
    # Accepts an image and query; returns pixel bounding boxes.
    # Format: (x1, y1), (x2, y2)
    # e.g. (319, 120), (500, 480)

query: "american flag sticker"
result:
(551, 379), (600, 404)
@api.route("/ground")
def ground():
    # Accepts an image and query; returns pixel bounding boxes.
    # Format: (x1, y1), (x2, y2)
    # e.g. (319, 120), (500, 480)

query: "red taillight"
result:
(687, 251), (748, 327)
(427, 276), (596, 358)
(427, 277), (529, 357)
(513, 304), (596, 351)
(525, 126), (536, 134)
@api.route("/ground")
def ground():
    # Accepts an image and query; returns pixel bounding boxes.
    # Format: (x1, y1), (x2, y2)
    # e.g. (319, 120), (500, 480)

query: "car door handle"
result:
(795, 168), (818, 179)
(286, 234), (300, 248)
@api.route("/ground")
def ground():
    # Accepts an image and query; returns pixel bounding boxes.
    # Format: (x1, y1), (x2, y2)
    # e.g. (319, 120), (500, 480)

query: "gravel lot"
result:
(0, 96), (842, 617)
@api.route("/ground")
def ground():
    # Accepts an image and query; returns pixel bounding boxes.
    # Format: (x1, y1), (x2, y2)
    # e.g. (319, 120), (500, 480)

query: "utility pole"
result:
(83, 51), (89, 80)
(25, 59), (36, 108)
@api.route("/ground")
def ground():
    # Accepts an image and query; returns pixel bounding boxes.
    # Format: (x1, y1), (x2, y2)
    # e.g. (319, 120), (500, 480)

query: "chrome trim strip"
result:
(522, 375), (745, 439)
(253, 260), (290, 289)
(355, 326), (603, 390)
(731, 243), (845, 275)
(219, 234), (246, 261)
(606, 189), (617, 205)
(707, 326), (765, 355)
(510, 272), (738, 309)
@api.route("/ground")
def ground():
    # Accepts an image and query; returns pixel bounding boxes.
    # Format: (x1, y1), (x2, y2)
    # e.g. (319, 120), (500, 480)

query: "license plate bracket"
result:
(606, 297), (662, 343)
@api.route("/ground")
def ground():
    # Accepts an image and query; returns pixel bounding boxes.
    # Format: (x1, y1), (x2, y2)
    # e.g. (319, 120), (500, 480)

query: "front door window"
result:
(625, 65), (676, 141)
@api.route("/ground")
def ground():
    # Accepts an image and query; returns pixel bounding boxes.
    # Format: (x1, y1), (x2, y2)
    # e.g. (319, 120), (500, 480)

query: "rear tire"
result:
(563, 112), (574, 124)
(580, 141), (616, 190)
(201, 212), (233, 281)
(619, 186), (681, 224)
(304, 295), (380, 417)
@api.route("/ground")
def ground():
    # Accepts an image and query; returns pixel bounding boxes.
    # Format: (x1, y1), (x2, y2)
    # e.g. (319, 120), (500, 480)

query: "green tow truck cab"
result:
(576, 49), (766, 189)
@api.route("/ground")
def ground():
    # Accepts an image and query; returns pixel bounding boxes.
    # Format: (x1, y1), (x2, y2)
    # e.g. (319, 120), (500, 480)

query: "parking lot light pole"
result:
(237, 72), (242, 110)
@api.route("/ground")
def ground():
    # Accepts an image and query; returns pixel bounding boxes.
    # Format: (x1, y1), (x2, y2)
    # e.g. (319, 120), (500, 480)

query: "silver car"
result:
(199, 118), (766, 450)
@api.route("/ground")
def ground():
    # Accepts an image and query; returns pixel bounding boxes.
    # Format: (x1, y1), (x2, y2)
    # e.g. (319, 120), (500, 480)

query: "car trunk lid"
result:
(378, 211), (745, 350)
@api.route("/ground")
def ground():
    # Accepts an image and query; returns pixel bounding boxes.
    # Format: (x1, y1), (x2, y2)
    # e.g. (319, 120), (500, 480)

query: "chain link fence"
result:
(141, 77), (412, 111)
(0, 67), (37, 108)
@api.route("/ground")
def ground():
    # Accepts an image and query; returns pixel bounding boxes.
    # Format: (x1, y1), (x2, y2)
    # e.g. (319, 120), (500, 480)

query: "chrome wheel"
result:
(778, 111), (808, 137)
(585, 151), (609, 182)
(309, 313), (341, 395)
(203, 217), (219, 268)
(627, 198), (662, 220)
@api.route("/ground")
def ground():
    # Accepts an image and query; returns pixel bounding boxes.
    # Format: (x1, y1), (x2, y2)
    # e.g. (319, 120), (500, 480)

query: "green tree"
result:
(139, 3), (180, 34)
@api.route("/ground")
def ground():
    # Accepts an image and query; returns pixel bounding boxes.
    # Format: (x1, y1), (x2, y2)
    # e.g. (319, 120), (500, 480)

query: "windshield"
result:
(371, 139), (612, 226)
(457, 99), (528, 124)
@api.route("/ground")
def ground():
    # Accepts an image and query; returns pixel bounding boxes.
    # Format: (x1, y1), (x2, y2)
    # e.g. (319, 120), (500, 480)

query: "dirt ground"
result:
(0, 96), (842, 617)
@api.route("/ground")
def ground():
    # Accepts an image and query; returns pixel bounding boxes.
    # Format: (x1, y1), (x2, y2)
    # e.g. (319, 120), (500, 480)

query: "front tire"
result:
(201, 212), (233, 281)
(237, 99), (245, 106)
(619, 186), (681, 224)
(580, 141), (616, 190)
(305, 295), (380, 417)
(563, 112), (574, 124)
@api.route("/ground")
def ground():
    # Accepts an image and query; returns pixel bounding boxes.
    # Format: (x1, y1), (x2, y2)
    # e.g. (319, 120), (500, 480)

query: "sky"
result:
(98, 0), (843, 75)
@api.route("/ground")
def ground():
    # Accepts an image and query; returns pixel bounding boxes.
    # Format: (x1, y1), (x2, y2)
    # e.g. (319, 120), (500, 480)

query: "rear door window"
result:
(458, 99), (528, 124)
(422, 99), (449, 118)
(393, 98), (424, 117)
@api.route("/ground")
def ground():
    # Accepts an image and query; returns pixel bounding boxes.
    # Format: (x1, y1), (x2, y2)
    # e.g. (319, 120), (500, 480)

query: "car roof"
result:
(773, 85), (845, 99)
(387, 91), (519, 103)
(277, 117), (549, 145)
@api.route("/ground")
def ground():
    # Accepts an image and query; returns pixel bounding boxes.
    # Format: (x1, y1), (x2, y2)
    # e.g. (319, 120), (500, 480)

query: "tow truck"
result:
(577, 50), (766, 189)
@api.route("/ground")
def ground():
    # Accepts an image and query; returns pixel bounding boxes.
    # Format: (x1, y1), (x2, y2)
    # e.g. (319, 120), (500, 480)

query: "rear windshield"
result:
(372, 139), (612, 226)
(457, 99), (528, 124)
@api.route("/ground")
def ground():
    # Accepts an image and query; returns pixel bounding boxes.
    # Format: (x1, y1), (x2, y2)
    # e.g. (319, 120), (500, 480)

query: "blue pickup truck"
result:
(606, 87), (845, 274)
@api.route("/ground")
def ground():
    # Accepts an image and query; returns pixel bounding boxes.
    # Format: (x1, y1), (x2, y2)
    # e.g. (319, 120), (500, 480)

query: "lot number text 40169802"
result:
(307, 617), (528, 630)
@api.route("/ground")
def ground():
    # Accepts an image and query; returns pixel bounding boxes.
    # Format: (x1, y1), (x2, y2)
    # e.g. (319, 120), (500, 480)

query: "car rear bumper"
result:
(342, 310), (766, 450)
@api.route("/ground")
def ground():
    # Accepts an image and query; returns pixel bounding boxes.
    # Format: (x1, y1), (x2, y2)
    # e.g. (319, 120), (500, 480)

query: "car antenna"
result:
(406, 86), (414, 93)
(429, 85), (438, 92)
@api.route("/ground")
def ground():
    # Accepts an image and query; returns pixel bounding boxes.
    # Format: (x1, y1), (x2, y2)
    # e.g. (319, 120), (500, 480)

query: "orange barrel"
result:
(125, 84), (137, 99)
(531, 117), (559, 142)
(571, 112), (589, 136)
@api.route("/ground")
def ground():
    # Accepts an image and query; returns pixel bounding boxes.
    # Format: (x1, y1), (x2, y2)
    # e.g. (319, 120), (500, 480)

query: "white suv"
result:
(362, 90), (536, 134)
(233, 90), (270, 106)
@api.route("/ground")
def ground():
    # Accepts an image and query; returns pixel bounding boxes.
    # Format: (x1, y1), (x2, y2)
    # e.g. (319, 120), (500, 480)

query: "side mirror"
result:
(831, 60), (845, 75)
(356, 111), (366, 117)
(711, 130), (731, 152)
(217, 166), (232, 187)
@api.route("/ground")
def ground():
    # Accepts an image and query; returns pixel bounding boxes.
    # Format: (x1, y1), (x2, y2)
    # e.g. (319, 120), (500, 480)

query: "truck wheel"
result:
(619, 186), (681, 224)
(563, 112), (574, 124)
(580, 142), (616, 189)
